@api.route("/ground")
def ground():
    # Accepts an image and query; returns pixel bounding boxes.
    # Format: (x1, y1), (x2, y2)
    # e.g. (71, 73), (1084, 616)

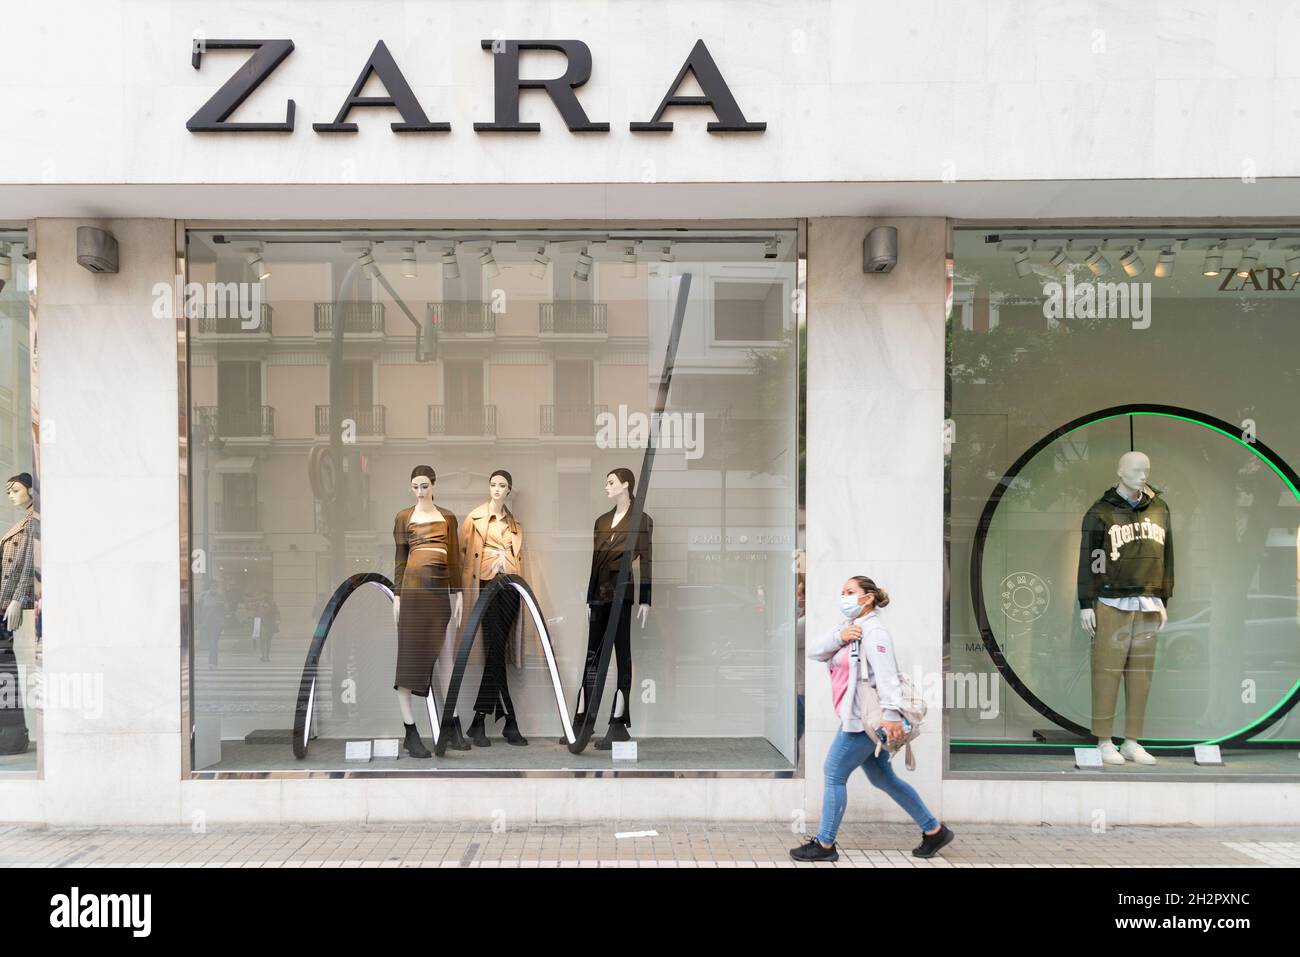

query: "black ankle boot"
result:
(468, 712), (490, 748)
(560, 713), (585, 745)
(441, 716), (471, 752)
(502, 714), (529, 746)
(402, 722), (431, 759)
(594, 721), (631, 751)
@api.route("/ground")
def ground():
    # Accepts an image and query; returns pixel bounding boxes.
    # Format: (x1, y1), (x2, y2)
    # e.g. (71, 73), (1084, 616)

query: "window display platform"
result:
(0, 747), (36, 773)
(949, 748), (1300, 779)
(197, 735), (795, 775)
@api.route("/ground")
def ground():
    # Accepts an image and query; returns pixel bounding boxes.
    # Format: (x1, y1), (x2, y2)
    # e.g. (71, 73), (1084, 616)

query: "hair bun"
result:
(875, 588), (891, 608)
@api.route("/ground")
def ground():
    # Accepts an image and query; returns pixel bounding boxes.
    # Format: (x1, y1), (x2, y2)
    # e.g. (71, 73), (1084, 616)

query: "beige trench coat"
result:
(459, 503), (530, 668)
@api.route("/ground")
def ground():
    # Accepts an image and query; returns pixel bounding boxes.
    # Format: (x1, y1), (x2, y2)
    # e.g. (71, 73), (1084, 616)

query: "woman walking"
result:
(790, 576), (954, 862)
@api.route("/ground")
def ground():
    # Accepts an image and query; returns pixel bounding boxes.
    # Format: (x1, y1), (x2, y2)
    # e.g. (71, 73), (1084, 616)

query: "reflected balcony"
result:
(428, 404), (497, 438)
(313, 302), (386, 340)
(539, 302), (607, 339)
(540, 404), (608, 439)
(315, 405), (387, 439)
(193, 405), (276, 444)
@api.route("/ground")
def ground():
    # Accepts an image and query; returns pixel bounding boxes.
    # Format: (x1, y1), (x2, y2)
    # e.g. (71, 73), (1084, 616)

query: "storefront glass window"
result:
(0, 228), (38, 772)
(185, 228), (799, 773)
(949, 226), (1300, 776)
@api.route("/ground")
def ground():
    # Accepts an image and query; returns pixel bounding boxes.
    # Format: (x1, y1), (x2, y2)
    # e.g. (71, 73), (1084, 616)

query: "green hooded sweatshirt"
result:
(1077, 485), (1174, 609)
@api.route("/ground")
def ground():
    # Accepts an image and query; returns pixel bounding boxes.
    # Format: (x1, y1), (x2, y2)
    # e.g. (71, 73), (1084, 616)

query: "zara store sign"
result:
(187, 38), (766, 135)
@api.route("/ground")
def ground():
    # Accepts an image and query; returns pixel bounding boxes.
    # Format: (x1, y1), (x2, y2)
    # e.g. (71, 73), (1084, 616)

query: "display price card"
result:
(1074, 747), (1104, 769)
(372, 739), (400, 759)
(344, 740), (373, 763)
(611, 741), (638, 762)
(1193, 744), (1223, 766)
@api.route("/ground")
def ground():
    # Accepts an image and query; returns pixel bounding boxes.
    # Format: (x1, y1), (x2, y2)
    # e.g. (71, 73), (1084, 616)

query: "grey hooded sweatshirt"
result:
(808, 611), (903, 733)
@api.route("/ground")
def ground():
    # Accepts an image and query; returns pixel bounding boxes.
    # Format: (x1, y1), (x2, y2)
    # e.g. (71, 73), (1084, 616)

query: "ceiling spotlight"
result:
(1085, 249), (1111, 277)
(1236, 249), (1259, 278)
(246, 243), (270, 281)
(1202, 246), (1223, 276)
(655, 244), (675, 277)
(401, 246), (417, 279)
(764, 237), (779, 259)
(479, 246), (500, 279)
(1048, 249), (1069, 273)
(1120, 249), (1144, 278)
(1152, 248), (1175, 279)
(357, 249), (378, 280)
(621, 245), (637, 278)
(1013, 251), (1032, 277)
(440, 246), (460, 281)
(574, 247), (593, 282)
(529, 245), (550, 279)
(1286, 248), (1300, 276)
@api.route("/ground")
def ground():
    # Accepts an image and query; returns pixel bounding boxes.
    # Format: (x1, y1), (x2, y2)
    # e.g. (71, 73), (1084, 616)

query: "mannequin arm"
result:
(1080, 607), (1096, 638)
(4, 600), (21, 631)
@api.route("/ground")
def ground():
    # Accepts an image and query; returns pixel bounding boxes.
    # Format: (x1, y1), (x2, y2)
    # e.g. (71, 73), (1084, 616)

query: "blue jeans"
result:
(816, 729), (938, 844)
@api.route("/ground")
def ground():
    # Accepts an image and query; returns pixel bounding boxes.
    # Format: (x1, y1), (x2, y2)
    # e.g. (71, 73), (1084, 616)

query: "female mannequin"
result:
(571, 468), (652, 750)
(460, 469), (529, 747)
(392, 465), (465, 757)
(0, 473), (36, 755)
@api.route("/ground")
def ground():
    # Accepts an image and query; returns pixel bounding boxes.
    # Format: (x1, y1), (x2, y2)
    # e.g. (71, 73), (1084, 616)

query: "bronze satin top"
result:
(393, 505), (462, 589)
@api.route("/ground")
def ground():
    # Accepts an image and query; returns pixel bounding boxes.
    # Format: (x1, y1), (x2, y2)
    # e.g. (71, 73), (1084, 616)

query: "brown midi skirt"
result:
(394, 552), (452, 697)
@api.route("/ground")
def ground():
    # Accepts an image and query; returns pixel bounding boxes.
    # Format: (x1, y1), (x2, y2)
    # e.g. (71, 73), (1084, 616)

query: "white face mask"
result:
(839, 595), (865, 619)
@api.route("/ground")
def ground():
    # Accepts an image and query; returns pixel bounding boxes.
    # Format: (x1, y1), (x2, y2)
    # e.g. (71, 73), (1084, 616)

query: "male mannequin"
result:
(1078, 451), (1173, 766)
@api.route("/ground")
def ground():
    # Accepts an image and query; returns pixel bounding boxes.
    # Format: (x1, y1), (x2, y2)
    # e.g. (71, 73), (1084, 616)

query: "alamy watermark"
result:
(151, 275), (264, 327)
(1042, 274), (1151, 329)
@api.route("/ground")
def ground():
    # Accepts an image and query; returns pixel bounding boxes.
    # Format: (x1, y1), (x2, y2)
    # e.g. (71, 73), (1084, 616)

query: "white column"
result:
(37, 219), (183, 824)
(804, 218), (947, 828)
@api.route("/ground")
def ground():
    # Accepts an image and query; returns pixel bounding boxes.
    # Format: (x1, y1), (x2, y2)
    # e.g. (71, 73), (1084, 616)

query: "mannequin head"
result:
(488, 470), (512, 503)
(842, 575), (891, 613)
(410, 465), (436, 504)
(5, 473), (32, 509)
(606, 468), (635, 502)
(1115, 451), (1151, 498)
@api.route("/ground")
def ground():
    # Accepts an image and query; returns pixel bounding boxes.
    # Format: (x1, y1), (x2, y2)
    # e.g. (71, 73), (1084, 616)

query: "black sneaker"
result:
(789, 838), (838, 863)
(912, 824), (954, 859)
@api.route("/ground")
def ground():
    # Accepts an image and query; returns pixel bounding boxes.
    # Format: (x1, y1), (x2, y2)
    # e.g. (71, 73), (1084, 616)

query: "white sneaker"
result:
(1098, 741), (1126, 765)
(1120, 740), (1157, 765)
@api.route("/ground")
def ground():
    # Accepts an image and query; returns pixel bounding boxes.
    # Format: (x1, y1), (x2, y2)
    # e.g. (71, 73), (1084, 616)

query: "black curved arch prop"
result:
(292, 571), (446, 759)
(433, 573), (576, 756)
(971, 403), (1300, 750)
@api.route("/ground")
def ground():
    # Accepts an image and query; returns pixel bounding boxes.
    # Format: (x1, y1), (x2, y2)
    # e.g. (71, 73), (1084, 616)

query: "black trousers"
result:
(580, 600), (633, 727)
(472, 580), (520, 719)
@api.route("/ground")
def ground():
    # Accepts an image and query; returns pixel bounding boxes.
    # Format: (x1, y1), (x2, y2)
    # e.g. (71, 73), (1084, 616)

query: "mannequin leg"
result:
(1122, 612), (1161, 739)
(608, 601), (634, 727)
(1090, 602), (1132, 740)
(579, 602), (613, 720)
(473, 584), (518, 720)
(14, 615), (37, 739)
(396, 687), (415, 725)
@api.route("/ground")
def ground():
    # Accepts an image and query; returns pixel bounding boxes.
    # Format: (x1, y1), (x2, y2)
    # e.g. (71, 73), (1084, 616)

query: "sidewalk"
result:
(1, 822), (1296, 868)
